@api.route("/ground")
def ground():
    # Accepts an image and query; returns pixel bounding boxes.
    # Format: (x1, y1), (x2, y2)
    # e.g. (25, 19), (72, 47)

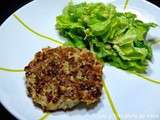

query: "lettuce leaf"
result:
(56, 2), (157, 73)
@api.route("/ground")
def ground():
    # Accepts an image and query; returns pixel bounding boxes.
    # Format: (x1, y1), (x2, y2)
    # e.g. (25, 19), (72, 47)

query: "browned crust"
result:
(25, 47), (103, 111)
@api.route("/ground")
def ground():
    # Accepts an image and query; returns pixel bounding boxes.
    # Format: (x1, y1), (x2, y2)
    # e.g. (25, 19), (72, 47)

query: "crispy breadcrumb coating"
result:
(25, 47), (103, 111)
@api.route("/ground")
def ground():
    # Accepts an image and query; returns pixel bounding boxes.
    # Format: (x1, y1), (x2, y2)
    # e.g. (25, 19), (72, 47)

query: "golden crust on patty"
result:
(25, 47), (103, 111)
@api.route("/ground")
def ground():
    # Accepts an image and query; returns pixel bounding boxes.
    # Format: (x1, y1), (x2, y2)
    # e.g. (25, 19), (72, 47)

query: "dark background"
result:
(0, 0), (160, 119)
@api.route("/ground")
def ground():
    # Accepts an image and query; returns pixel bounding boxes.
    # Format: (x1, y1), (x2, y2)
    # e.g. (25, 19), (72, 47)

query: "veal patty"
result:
(25, 47), (103, 111)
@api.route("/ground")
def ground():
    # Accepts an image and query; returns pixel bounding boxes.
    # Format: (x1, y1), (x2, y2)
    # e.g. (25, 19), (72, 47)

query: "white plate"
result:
(0, 0), (160, 120)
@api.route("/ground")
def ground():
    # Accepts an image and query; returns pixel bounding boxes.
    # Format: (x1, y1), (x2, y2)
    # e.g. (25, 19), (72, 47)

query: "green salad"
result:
(56, 2), (157, 73)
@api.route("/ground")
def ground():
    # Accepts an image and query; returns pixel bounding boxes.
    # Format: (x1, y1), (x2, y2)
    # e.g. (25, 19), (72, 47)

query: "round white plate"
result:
(0, 0), (160, 120)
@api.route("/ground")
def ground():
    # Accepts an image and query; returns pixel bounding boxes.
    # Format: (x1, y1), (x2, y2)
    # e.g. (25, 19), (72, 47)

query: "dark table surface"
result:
(0, 0), (160, 119)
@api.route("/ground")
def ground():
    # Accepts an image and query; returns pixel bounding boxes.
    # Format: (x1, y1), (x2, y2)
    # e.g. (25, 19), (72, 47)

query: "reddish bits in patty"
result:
(25, 47), (103, 111)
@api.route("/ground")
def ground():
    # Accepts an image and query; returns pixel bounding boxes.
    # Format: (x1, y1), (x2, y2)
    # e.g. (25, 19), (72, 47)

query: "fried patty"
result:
(25, 47), (103, 111)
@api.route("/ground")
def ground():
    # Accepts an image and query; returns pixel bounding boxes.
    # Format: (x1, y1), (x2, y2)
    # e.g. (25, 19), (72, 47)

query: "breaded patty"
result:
(25, 47), (103, 111)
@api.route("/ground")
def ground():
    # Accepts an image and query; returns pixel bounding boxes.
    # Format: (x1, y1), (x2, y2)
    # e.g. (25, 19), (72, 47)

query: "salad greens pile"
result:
(56, 2), (157, 73)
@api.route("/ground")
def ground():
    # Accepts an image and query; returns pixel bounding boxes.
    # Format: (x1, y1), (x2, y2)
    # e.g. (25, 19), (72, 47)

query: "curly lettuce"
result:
(56, 2), (157, 73)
